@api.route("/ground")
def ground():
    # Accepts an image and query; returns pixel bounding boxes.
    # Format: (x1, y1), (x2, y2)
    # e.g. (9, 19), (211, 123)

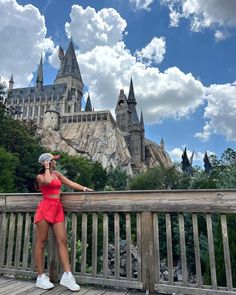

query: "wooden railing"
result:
(1, 190), (236, 294)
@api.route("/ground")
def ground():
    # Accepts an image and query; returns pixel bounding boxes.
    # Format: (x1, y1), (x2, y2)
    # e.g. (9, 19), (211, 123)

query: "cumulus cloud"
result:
(50, 4), (206, 125)
(161, 0), (236, 39)
(0, 0), (54, 87)
(65, 5), (127, 53)
(195, 82), (236, 141)
(129, 0), (154, 11)
(135, 37), (166, 66)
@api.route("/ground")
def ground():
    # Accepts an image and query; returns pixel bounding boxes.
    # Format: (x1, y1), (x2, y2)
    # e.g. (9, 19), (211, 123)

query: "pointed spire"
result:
(85, 94), (92, 111)
(160, 138), (165, 149)
(127, 77), (137, 105)
(140, 110), (144, 125)
(36, 56), (43, 89)
(9, 74), (14, 92)
(127, 77), (139, 123)
(55, 39), (83, 83)
(204, 151), (212, 173)
(190, 150), (194, 165)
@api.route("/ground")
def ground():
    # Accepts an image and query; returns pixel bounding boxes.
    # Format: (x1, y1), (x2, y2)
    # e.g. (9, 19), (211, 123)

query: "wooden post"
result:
(141, 212), (156, 293)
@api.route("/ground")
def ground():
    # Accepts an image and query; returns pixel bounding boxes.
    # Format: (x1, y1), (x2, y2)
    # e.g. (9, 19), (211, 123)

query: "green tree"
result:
(106, 166), (128, 191)
(0, 147), (19, 192)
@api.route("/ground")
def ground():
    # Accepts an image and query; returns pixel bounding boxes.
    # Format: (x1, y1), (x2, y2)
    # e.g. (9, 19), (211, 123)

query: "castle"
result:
(6, 40), (146, 168)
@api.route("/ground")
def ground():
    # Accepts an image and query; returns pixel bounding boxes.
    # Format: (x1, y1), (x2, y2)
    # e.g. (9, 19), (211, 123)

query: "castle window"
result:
(103, 113), (107, 120)
(68, 116), (72, 123)
(78, 115), (81, 122)
(92, 114), (96, 121)
(119, 100), (124, 106)
(97, 114), (101, 121)
(73, 116), (77, 122)
(87, 114), (91, 121)
(68, 106), (71, 113)
(62, 116), (67, 123)
(82, 115), (86, 122)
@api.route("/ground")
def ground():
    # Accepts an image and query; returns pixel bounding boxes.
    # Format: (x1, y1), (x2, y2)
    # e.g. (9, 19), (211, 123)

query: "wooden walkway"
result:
(0, 276), (147, 295)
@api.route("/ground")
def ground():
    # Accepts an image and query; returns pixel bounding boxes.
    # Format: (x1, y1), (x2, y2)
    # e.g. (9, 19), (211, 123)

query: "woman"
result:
(34, 152), (93, 291)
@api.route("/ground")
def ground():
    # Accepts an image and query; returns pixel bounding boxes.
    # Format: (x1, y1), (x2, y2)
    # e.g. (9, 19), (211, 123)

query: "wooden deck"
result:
(0, 276), (147, 295)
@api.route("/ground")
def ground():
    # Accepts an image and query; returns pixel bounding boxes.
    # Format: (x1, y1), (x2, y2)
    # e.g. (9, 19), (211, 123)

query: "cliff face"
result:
(38, 121), (171, 175)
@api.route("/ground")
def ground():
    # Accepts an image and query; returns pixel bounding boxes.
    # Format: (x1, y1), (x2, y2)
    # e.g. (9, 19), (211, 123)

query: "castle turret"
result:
(58, 46), (64, 66)
(115, 89), (129, 132)
(54, 39), (84, 112)
(127, 78), (139, 124)
(85, 94), (92, 111)
(36, 56), (43, 90)
(140, 110), (145, 162)
(8, 74), (14, 92)
(43, 106), (60, 130)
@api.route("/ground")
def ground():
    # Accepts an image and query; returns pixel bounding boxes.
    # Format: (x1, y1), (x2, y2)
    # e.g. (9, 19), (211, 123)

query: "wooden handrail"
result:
(1, 190), (236, 294)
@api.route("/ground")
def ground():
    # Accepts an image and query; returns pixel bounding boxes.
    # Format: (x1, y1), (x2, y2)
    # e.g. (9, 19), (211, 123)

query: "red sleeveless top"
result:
(40, 177), (62, 197)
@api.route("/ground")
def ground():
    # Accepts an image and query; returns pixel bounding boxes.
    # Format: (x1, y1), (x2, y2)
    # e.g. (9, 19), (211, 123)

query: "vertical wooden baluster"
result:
(153, 213), (160, 284)
(137, 213), (142, 282)
(6, 213), (16, 267)
(0, 213), (8, 267)
(126, 213), (132, 280)
(71, 213), (77, 274)
(92, 213), (98, 277)
(114, 213), (120, 279)
(166, 213), (173, 285)
(221, 214), (233, 290)
(14, 213), (23, 269)
(22, 213), (31, 269)
(206, 213), (217, 289)
(103, 213), (108, 278)
(81, 213), (87, 275)
(192, 213), (202, 287)
(179, 213), (187, 285)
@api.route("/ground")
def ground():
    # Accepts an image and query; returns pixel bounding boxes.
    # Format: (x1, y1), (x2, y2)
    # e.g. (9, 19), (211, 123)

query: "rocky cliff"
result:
(38, 121), (171, 175)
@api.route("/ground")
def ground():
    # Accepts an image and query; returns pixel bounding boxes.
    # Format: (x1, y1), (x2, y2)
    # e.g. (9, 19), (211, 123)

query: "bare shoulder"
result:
(53, 171), (63, 178)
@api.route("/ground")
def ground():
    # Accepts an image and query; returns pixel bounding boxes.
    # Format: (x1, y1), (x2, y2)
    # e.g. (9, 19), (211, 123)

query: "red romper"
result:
(34, 177), (64, 224)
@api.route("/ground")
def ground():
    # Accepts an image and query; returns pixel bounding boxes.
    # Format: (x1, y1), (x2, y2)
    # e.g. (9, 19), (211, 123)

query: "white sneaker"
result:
(36, 273), (54, 289)
(60, 272), (80, 291)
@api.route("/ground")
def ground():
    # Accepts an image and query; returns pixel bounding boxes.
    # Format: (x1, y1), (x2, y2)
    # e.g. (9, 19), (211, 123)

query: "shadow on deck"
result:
(0, 276), (148, 295)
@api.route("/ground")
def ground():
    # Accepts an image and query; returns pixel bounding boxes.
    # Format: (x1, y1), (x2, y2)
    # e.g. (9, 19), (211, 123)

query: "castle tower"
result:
(36, 56), (43, 90)
(43, 106), (60, 130)
(54, 39), (84, 113)
(85, 94), (92, 111)
(140, 110), (145, 162)
(127, 77), (139, 124)
(8, 74), (14, 92)
(115, 89), (129, 133)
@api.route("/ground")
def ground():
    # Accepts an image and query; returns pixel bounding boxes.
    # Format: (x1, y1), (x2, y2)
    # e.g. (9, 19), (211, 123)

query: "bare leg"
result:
(35, 220), (50, 275)
(52, 222), (71, 273)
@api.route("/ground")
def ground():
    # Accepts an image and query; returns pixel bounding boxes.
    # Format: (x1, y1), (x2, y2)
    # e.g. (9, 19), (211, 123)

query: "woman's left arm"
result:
(56, 171), (94, 192)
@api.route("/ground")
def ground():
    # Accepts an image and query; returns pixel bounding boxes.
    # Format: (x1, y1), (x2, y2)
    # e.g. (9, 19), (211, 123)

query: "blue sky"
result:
(1, 0), (236, 166)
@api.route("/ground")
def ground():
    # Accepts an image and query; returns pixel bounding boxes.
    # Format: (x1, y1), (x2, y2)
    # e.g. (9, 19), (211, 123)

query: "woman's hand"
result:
(84, 187), (94, 192)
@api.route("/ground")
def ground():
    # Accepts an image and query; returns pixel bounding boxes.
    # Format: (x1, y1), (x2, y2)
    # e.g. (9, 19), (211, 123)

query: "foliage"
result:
(106, 165), (128, 191)
(128, 164), (190, 190)
(57, 153), (107, 191)
(0, 147), (19, 192)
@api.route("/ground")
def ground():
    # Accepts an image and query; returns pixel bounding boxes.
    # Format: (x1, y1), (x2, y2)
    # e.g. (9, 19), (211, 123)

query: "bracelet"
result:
(83, 187), (87, 192)
(45, 168), (50, 170)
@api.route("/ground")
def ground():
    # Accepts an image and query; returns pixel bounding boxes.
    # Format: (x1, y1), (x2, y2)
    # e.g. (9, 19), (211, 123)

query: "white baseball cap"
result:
(38, 153), (60, 165)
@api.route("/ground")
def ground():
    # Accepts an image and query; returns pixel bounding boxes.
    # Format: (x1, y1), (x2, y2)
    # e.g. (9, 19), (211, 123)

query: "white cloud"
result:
(129, 0), (154, 11)
(135, 37), (166, 65)
(65, 5), (127, 53)
(161, 0), (236, 39)
(0, 0), (55, 87)
(195, 82), (236, 141)
(49, 5), (206, 125)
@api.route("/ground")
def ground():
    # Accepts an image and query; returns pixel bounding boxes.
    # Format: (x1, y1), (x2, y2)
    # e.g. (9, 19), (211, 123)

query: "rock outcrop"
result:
(38, 121), (172, 175)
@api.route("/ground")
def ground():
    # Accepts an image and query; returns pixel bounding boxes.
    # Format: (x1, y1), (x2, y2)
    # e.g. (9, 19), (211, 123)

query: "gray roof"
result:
(55, 40), (83, 83)
(8, 83), (67, 103)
